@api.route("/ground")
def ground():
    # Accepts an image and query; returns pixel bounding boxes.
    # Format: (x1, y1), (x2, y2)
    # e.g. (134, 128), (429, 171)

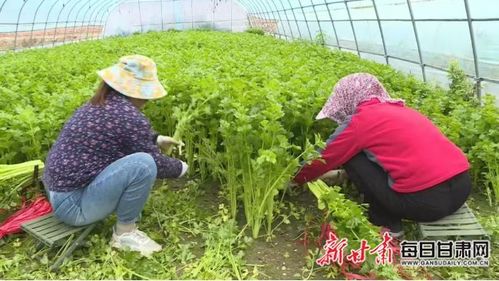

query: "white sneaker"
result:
(110, 228), (162, 256)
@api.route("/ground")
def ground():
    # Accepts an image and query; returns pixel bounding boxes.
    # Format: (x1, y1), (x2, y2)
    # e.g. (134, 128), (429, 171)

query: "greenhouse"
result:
(0, 0), (497, 279)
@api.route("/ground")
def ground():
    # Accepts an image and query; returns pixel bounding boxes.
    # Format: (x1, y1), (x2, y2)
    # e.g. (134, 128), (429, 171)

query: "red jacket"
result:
(294, 99), (470, 193)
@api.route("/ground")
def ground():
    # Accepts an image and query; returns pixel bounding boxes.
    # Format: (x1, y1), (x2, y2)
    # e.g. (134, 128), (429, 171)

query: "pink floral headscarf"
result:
(316, 73), (404, 123)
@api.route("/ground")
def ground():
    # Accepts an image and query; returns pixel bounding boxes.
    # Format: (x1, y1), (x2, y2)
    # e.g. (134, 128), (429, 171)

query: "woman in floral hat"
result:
(293, 73), (471, 238)
(43, 55), (186, 256)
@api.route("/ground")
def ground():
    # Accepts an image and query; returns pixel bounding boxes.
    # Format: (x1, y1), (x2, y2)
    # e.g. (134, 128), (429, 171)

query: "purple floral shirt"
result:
(43, 92), (182, 192)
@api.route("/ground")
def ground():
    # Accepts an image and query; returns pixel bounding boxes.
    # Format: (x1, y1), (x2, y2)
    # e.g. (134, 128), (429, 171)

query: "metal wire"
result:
(371, 0), (388, 64)
(463, 0), (481, 98)
(344, 0), (360, 56)
(406, 0), (426, 81)
(61, 0), (87, 44)
(323, 0), (340, 48)
(13, 0), (30, 50)
(275, 0), (294, 39)
(28, 0), (46, 47)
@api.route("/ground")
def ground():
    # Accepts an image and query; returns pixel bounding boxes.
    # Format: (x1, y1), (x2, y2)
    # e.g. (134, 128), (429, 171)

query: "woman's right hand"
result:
(157, 135), (183, 151)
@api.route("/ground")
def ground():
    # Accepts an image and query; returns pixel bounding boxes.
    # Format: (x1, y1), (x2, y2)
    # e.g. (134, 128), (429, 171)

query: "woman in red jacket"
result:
(294, 73), (471, 237)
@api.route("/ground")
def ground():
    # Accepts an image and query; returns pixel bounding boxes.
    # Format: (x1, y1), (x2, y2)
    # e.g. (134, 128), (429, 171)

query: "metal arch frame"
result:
(463, 0), (481, 98)
(28, 0), (47, 48)
(0, 0), (8, 15)
(323, 0), (340, 48)
(311, 1), (323, 42)
(13, 0), (30, 50)
(52, 0), (79, 47)
(84, 0), (115, 40)
(137, 0), (143, 33)
(236, 0), (253, 26)
(89, 0), (112, 37)
(190, 0), (193, 28)
(284, 0), (302, 38)
(66, 0), (92, 43)
(256, 0), (276, 34)
(61, 0), (87, 44)
(371, 0), (388, 64)
(254, 0), (275, 34)
(244, 0), (261, 28)
(343, 0), (360, 56)
(243, 0), (258, 25)
(159, 0), (163, 31)
(268, 0), (290, 39)
(238, 0), (252, 26)
(259, 0), (285, 39)
(242, 0), (263, 27)
(406, 0), (426, 81)
(298, 1), (312, 40)
(251, 0), (269, 28)
(41, 0), (62, 46)
(274, 0), (294, 39)
(91, 1), (114, 36)
(99, 0), (126, 37)
(78, 0), (92, 42)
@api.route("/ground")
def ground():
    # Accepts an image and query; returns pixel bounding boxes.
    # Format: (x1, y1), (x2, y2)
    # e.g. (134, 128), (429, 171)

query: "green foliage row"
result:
(0, 30), (497, 236)
(0, 180), (252, 279)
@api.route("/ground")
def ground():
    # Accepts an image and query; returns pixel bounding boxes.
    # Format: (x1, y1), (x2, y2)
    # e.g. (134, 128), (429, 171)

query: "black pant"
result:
(343, 152), (471, 230)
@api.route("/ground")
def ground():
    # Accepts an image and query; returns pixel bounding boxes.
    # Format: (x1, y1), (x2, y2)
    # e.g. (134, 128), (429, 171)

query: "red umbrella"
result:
(0, 195), (52, 239)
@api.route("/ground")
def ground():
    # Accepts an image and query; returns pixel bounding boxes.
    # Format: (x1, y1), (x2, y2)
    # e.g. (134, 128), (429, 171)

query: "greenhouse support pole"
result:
(41, 0), (62, 46)
(406, 0), (426, 82)
(85, 0), (114, 40)
(323, 0), (340, 49)
(29, 0), (46, 49)
(260, 0), (282, 38)
(85, 0), (113, 40)
(53, 0), (79, 47)
(211, 0), (214, 30)
(0, 0), (7, 14)
(191, 0), (194, 28)
(253, 0), (270, 33)
(65, 0), (88, 43)
(463, 0), (481, 99)
(99, 0), (123, 37)
(73, 0), (92, 42)
(246, 0), (261, 28)
(372, 0), (388, 64)
(275, 0), (294, 39)
(230, 0), (233, 32)
(311, 3), (323, 42)
(253, 0), (270, 31)
(263, 0), (283, 37)
(13, 0), (30, 50)
(299, 2), (313, 40)
(93, 0), (121, 39)
(239, 0), (253, 27)
(249, 0), (268, 31)
(62, 0), (85, 44)
(138, 0), (143, 32)
(285, 0), (301, 38)
(344, 1), (360, 56)
(78, 3), (93, 41)
(160, 0), (164, 31)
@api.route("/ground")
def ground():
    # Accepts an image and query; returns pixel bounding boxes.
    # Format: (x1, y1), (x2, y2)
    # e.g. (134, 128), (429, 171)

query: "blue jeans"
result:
(48, 152), (157, 226)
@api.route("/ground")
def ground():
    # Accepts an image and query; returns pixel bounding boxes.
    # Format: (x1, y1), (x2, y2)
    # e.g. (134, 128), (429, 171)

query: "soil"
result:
(0, 26), (102, 51)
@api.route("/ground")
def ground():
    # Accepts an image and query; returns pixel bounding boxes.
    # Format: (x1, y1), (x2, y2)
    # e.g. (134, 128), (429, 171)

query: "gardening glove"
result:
(157, 135), (183, 151)
(179, 161), (189, 178)
(319, 169), (348, 186)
